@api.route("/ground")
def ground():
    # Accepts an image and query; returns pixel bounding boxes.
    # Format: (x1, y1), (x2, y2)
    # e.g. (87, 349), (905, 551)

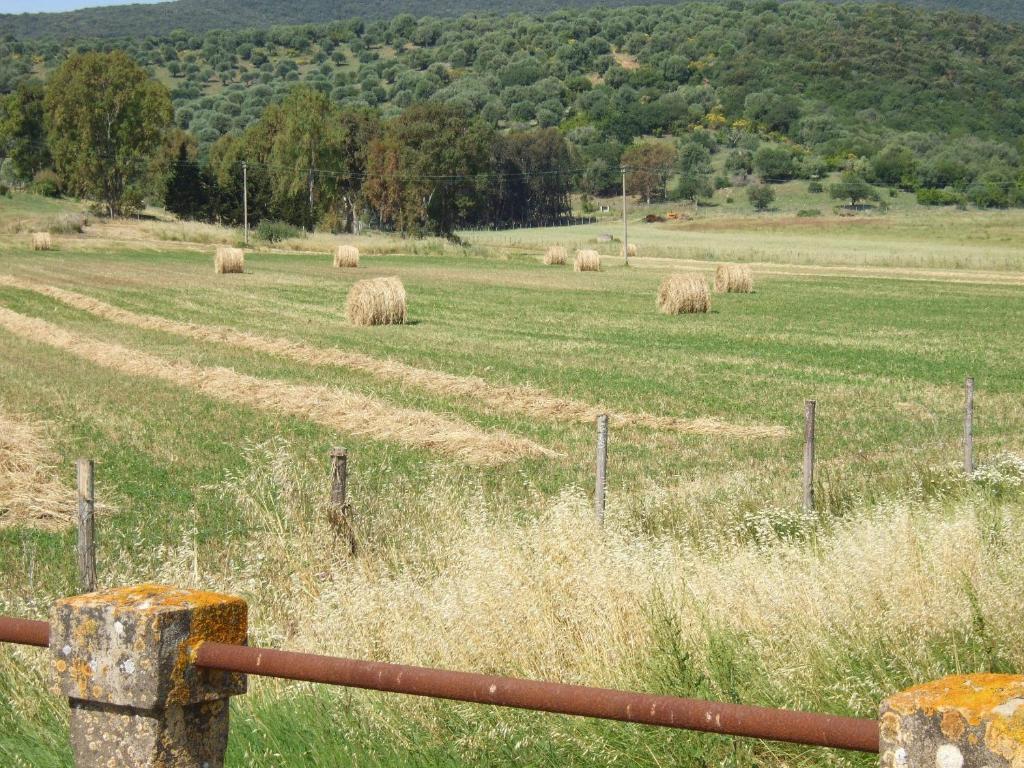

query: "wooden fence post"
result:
(595, 414), (608, 525)
(803, 401), (816, 512)
(964, 376), (975, 474)
(329, 448), (356, 555)
(75, 459), (96, 593)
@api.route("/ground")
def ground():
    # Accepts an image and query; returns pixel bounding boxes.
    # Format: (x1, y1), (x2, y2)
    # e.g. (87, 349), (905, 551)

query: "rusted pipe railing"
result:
(0, 616), (48, 647)
(0, 615), (879, 754)
(193, 641), (879, 753)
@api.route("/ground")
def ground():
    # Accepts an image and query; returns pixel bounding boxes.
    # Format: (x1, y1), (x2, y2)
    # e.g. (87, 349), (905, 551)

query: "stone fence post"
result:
(880, 674), (1024, 767)
(49, 584), (248, 767)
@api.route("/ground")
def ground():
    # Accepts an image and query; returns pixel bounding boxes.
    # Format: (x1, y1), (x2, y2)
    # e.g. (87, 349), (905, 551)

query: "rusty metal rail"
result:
(0, 615), (879, 754)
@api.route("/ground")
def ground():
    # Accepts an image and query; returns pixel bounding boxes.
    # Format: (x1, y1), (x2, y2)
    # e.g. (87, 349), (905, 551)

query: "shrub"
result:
(32, 169), (62, 198)
(797, 209), (822, 217)
(256, 219), (302, 243)
(747, 184), (776, 211)
(808, 181), (824, 193)
(916, 188), (965, 207)
(47, 213), (87, 234)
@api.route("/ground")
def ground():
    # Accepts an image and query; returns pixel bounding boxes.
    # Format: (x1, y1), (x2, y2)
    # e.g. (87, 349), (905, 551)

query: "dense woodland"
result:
(3, 0), (1024, 234)
(1, 0), (1022, 40)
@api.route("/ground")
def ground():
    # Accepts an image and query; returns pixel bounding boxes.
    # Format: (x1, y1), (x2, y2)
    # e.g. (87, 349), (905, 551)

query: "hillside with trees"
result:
(1, 0), (1022, 40)
(4, 0), (1024, 233)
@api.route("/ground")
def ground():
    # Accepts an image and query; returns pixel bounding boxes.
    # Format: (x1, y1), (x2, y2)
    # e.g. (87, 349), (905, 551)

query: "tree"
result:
(753, 144), (797, 181)
(747, 183), (775, 211)
(164, 140), (209, 219)
(871, 144), (916, 188)
(621, 140), (677, 204)
(829, 170), (878, 206)
(674, 139), (712, 203)
(0, 81), (51, 183)
(44, 51), (172, 216)
(364, 103), (493, 237)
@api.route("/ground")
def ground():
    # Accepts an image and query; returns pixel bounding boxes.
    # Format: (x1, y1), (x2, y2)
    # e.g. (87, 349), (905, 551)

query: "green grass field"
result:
(1, 192), (1023, 766)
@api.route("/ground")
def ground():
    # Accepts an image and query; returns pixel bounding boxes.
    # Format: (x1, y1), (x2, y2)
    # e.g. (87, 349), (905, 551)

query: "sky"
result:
(1, 0), (164, 12)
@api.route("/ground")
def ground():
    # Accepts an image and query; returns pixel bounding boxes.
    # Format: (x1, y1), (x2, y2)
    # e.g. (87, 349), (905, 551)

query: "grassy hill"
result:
(1, 0), (1022, 40)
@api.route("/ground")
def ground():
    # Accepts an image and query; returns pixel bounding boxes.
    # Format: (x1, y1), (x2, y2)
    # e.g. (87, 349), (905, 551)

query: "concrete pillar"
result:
(49, 584), (248, 768)
(880, 674), (1024, 768)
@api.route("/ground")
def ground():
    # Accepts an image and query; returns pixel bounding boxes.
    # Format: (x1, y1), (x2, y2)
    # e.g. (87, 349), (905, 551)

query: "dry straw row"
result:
(0, 405), (74, 530)
(0, 276), (787, 439)
(0, 305), (557, 466)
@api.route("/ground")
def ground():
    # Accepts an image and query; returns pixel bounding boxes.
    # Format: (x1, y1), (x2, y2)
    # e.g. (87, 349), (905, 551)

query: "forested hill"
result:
(1, 0), (1022, 40)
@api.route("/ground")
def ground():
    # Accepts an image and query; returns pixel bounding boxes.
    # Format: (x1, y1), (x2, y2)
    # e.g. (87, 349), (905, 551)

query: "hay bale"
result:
(31, 232), (52, 251)
(346, 276), (407, 326)
(334, 244), (360, 268)
(543, 246), (567, 265)
(574, 249), (601, 272)
(621, 242), (638, 259)
(714, 264), (753, 293)
(214, 247), (245, 274)
(657, 273), (710, 315)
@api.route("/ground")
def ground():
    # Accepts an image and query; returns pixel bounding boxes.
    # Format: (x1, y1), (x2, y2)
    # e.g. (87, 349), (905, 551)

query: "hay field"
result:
(1, 196), (1024, 767)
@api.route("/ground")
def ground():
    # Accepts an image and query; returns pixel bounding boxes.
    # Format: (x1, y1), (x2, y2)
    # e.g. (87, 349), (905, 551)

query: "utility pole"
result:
(242, 161), (249, 246)
(621, 166), (629, 266)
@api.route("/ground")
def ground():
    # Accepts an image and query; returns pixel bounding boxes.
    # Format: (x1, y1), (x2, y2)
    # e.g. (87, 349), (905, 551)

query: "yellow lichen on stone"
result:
(886, 675), (1024, 726)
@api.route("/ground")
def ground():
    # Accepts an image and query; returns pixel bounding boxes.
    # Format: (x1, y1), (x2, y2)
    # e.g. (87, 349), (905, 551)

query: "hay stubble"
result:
(0, 276), (786, 439)
(0, 305), (557, 465)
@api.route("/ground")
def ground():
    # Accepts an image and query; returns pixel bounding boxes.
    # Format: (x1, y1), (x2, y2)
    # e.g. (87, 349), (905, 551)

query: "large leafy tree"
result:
(44, 51), (172, 216)
(0, 81), (51, 183)
(622, 140), (677, 204)
(364, 103), (493, 237)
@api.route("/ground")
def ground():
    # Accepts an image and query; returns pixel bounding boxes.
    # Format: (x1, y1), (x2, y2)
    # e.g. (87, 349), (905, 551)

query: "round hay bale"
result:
(543, 246), (567, 265)
(657, 273), (710, 315)
(346, 276), (407, 326)
(214, 247), (245, 274)
(621, 242), (638, 259)
(31, 232), (52, 251)
(333, 244), (360, 268)
(714, 264), (753, 294)
(574, 249), (601, 272)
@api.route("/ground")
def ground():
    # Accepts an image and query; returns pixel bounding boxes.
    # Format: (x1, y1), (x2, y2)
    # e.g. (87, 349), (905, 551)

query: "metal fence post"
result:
(75, 459), (96, 593)
(964, 376), (975, 474)
(50, 584), (248, 767)
(803, 401), (816, 512)
(595, 414), (609, 524)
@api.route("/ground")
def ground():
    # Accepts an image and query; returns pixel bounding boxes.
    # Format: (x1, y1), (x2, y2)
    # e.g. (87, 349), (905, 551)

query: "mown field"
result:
(1, 193), (1024, 766)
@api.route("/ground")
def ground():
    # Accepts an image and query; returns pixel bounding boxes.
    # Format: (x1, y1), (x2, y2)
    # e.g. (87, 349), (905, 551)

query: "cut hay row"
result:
(658, 274), (711, 315)
(0, 276), (787, 439)
(574, 250), (601, 272)
(214, 247), (245, 274)
(543, 246), (567, 265)
(0, 405), (74, 530)
(0, 306), (556, 466)
(346, 276), (406, 326)
(31, 232), (52, 251)
(334, 245), (360, 268)
(715, 264), (754, 293)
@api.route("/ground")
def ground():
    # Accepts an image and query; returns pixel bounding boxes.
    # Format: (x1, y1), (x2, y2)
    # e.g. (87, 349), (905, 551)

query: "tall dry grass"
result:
(0, 276), (787, 439)
(0, 306), (554, 466)
(0, 406), (73, 530)
(3, 441), (1023, 764)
